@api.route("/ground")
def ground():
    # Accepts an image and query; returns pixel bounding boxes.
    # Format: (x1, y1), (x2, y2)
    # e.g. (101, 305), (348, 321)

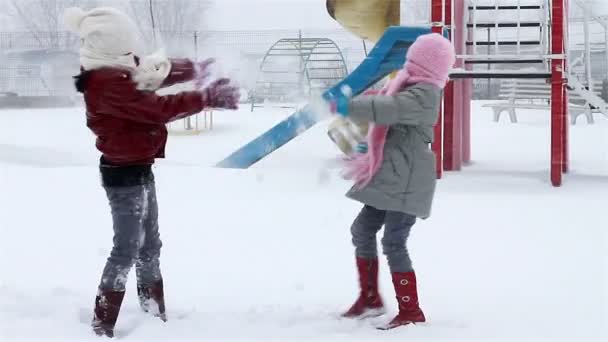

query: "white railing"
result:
(455, 0), (553, 62)
(569, 0), (608, 92)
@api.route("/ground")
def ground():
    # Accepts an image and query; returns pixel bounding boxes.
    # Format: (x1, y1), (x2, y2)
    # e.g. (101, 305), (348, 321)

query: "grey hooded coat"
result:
(345, 83), (441, 219)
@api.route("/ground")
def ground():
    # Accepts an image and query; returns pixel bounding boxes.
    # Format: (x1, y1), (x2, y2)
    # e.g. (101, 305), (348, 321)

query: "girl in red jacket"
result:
(63, 7), (240, 337)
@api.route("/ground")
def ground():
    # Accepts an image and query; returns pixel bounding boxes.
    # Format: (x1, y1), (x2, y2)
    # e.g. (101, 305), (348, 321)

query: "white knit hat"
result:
(64, 7), (144, 71)
(64, 7), (171, 90)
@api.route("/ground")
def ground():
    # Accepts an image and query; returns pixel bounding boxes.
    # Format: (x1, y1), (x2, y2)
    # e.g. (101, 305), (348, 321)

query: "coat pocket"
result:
(372, 149), (412, 195)
(406, 148), (436, 195)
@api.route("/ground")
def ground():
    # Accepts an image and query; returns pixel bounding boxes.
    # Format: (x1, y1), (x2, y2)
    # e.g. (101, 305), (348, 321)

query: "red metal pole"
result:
(550, 0), (565, 186)
(462, 79), (472, 164)
(453, 80), (463, 170)
(562, 0), (569, 174)
(444, 0), (463, 171)
(431, 0), (444, 179)
(462, 0), (472, 165)
(442, 0), (453, 171)
(453, 0), (464, 170)
(562, 80), (569, 173)
(443, 80), (456, 170)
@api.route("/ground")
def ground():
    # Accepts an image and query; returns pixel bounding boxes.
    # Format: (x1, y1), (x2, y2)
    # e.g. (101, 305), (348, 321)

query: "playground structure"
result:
(441, 0), (606, 186)
(216, 0), (607, 187)
(250, 36), (348, 111)
(167, 110), (214, 135)
(443, 0), (561, 185)
(216, 25), (432, 169)
(568, 0), (608, 97)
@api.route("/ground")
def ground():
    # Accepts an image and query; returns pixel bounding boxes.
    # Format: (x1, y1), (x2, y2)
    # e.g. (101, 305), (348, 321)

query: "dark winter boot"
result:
(342, 257), (385, 319)
(92, 289), (125, 338)
(137, 279), (167, 322)
(378, 272), (426, 330)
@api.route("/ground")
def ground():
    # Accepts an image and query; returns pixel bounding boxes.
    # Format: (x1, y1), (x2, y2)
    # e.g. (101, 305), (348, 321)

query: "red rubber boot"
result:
(342, 257), (385, 319)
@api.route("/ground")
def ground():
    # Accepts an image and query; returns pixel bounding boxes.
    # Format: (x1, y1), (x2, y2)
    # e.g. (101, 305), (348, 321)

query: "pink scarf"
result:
(342, 62), (448, 188)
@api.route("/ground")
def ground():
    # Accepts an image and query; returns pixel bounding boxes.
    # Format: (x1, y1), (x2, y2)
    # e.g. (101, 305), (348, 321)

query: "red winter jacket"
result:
(80, 59), (204, 166)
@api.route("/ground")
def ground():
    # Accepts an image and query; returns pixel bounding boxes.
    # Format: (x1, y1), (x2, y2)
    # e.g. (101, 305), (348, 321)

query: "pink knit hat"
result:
(385, 33), (456, 94)
(405, 33), (456, 87)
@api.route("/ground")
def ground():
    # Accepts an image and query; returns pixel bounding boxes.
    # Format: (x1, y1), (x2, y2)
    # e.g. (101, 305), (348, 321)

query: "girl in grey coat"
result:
(329, 33), (455, 330)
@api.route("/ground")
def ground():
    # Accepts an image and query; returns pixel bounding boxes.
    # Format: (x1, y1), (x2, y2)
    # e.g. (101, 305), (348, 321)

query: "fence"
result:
(0, 29), (367, 102)
(1, 26), (606, 104)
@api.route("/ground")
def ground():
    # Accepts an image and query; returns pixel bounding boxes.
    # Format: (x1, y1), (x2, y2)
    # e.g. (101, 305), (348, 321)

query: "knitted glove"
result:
(328, 86), (353, 117)
(194, 58), (215, 89)
(355, 142), (368, 154)
(328, 94), (350, 117)
(201, 78), (240, 110)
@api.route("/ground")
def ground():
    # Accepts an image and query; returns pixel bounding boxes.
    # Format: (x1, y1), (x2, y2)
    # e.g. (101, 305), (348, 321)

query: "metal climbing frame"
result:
(432, 0), (568, 186)
(569, 0), (608, 94)
(250, 35), (348, 111)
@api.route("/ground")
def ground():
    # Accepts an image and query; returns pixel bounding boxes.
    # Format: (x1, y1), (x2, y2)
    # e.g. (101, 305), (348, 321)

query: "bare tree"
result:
(8, 0), (98, 49)
(126, 0), (211, 50)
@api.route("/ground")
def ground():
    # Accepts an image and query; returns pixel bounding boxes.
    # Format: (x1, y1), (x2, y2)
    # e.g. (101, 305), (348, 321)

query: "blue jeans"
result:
(99, 182), (162, 290)
(350, 205), (417, 272)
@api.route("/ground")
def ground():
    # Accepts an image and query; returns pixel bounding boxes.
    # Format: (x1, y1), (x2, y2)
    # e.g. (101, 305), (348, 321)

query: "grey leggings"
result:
(350, 205), (417, 273)
(99, 182), (163, 291)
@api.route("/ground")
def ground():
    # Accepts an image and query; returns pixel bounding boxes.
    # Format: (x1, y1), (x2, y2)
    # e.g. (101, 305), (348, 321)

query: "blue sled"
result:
(216, 26), (432, 169)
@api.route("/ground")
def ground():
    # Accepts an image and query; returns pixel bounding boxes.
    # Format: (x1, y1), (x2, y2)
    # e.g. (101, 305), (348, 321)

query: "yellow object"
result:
(328, 117), (369, 155)
(327, 0), (400, 43)
(326, 0), (400, 155)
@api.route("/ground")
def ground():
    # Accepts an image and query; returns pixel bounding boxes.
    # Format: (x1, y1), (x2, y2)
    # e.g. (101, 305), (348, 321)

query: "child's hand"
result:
(328, 85), (352, 117)
(200, 78), (240, 110)
(194, 58), (215, 89)
(328, 95), (349, 117)
(355, 142), (368, 154)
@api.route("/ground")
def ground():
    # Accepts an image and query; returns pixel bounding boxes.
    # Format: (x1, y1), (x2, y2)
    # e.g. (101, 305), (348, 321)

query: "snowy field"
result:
(0, 102), (607, 341)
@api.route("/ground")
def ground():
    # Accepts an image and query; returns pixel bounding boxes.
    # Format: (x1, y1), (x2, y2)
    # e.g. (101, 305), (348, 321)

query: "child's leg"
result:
(99, 185), (147, 290)
(135, 181), (163, 286)
(381, 211), (416, 272)
(343, 205), (387, 318)
(92, 184), (147, 336)
(134, 181), (166, 320)
(379, 211), (425, 330)
(351, 205), (386, 259)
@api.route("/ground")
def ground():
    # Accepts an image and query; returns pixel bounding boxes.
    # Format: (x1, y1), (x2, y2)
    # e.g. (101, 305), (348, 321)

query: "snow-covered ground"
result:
(0, 102), (607, 341)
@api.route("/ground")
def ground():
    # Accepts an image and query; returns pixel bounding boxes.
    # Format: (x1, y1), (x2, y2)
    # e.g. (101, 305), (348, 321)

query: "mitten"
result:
(328, 94), (350, 117)
(194, 58), (215, 89)
(355, 142), (368, 154)
(201, 78), (240, 110)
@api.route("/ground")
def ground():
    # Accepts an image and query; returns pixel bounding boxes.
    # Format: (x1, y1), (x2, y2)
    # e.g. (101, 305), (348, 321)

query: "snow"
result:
(1, 3), (605, 340)
(0, 101), (607, 341)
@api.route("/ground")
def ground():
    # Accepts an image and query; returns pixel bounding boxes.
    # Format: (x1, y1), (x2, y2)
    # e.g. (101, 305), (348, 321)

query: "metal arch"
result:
(253, 36), (348, 109)
(258, 38), (303, 69)
(301, 38), (349, 92)
(260, 37), (347, 73)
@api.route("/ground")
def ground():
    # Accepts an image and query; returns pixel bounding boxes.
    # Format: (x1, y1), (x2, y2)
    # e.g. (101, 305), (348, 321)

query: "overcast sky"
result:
(0, 0), (607, 31)
(205, 0), (608, 30)
(205, 0), (340, 30)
